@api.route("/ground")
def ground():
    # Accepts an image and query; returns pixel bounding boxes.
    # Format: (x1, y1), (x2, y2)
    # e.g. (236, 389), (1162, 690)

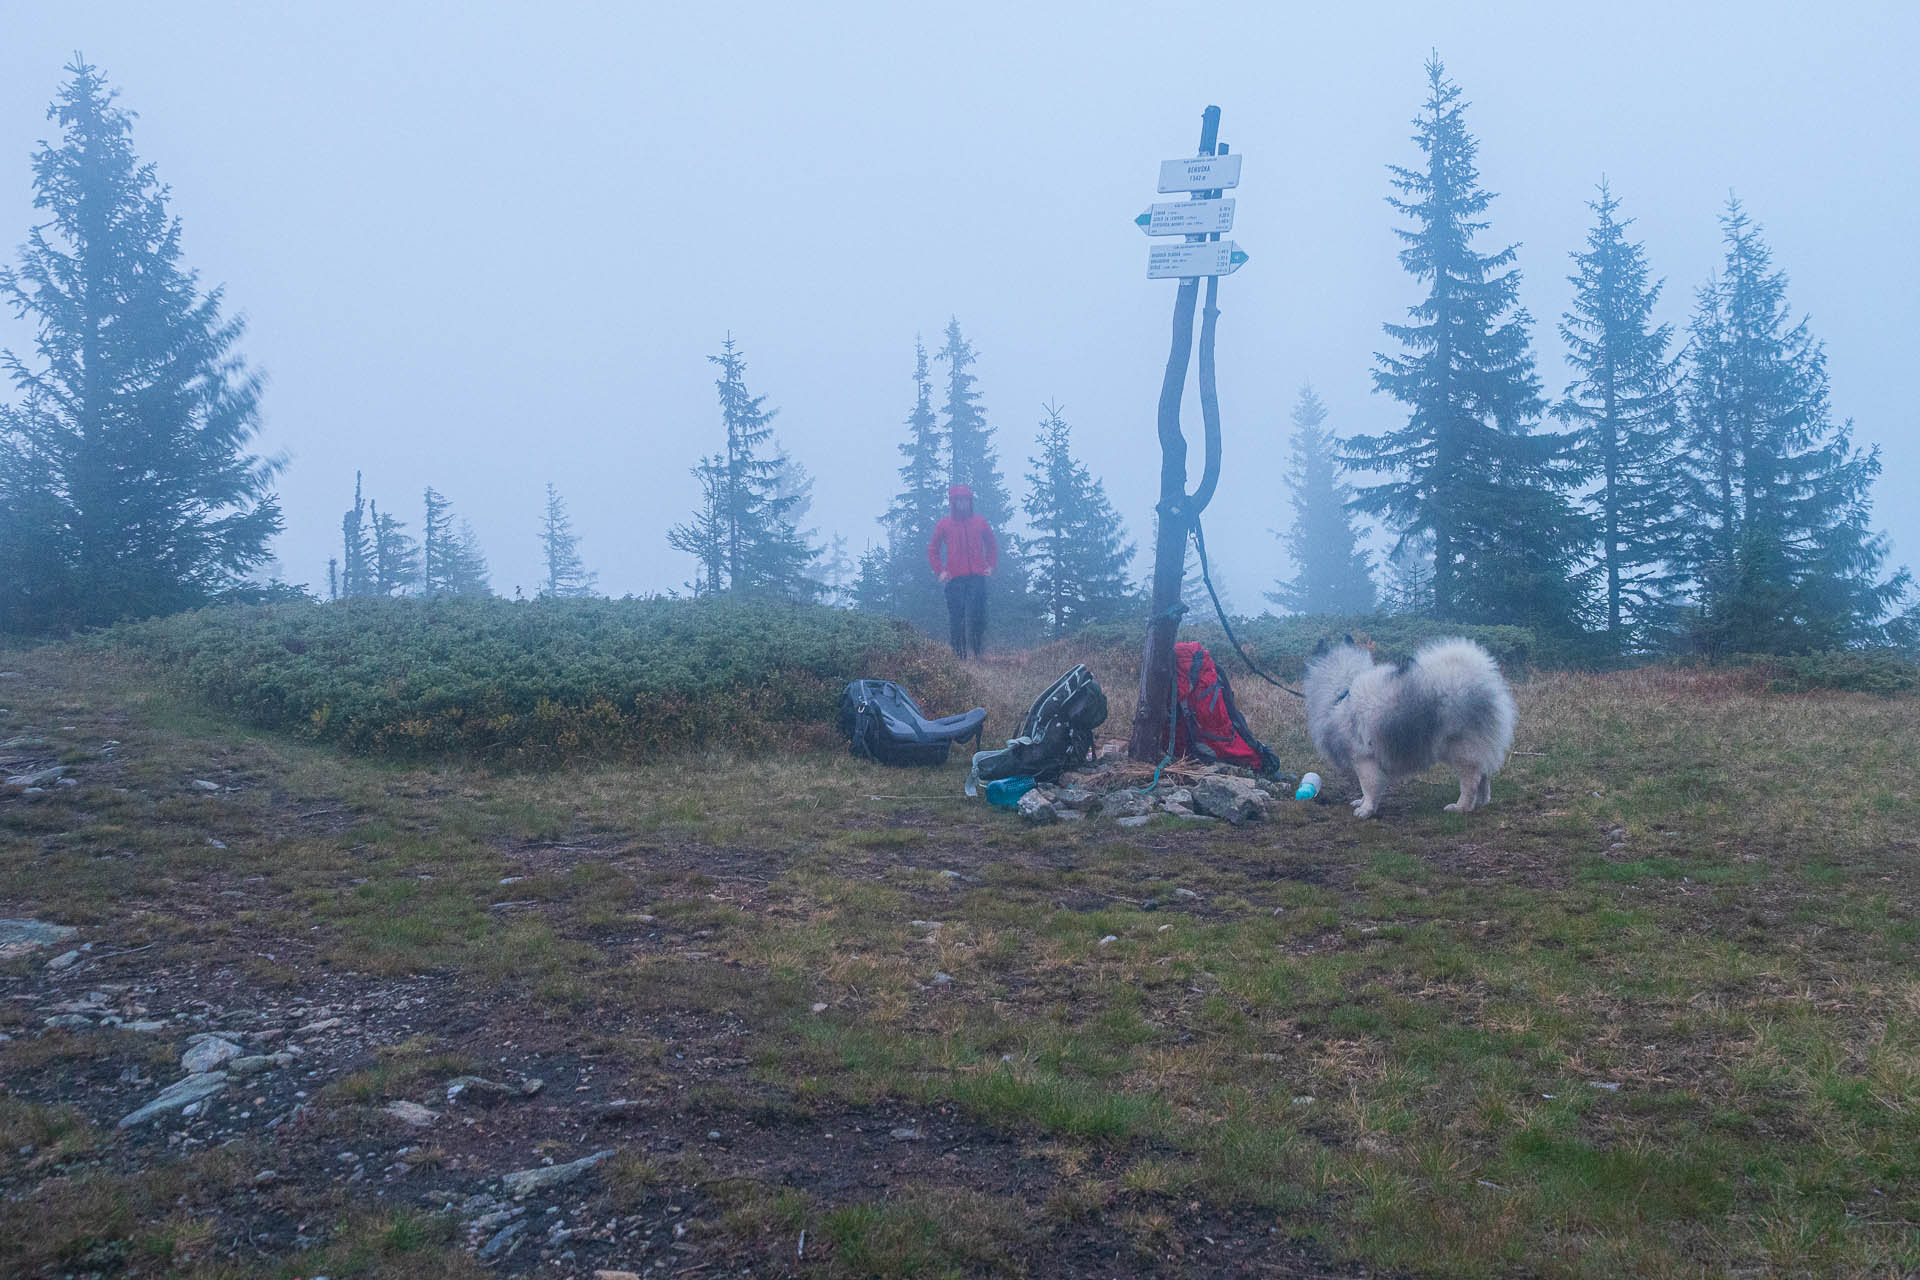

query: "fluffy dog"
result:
(1303, 636), (1516, 819)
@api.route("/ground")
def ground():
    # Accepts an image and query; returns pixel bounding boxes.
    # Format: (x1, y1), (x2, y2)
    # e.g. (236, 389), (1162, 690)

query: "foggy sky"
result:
(4, 1), (1916, 606)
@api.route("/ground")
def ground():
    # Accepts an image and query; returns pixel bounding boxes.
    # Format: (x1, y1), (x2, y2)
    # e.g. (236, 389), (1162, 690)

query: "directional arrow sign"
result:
(1147, 240), (1250, 279)
(1157, 153), (1243, 193)
(1135, 197), (1235, 236)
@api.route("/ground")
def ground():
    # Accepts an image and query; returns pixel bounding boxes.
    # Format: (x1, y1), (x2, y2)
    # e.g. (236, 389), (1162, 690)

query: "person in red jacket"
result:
(927, 483), (998, 657)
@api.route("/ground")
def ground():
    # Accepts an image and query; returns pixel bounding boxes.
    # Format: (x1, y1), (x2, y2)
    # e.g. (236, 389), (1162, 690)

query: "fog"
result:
(4, 1), (1915, 602)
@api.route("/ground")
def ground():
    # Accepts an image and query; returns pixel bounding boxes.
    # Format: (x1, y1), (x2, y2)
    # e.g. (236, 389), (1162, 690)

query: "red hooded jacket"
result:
(927, 484), (999, 579)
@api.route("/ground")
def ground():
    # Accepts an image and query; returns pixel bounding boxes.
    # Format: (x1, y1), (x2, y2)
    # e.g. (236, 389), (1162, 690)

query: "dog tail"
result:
(1412, 638), (1516, 775)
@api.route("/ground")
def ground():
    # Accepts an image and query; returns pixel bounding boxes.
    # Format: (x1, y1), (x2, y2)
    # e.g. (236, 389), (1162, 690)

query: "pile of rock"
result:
(1011, 767), (1284, 828)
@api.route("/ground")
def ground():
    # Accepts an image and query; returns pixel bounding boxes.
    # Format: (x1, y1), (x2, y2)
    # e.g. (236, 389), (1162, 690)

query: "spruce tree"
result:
(669, 456), (728, 596)
(1678, 199), (1908, 652)
(421, 487), (453, 596)
(339, 472), (373, 598)
(859, 337), (950, 631)
(1379, 532), (1436, 616)
(1022, 403), (1135, 636)
(539, 483), (596, 598)
(368, 502), (418, 597)
(445, 519), (493, 597)
(421, 487), (490, 596)
(819, 533), (855, 608)
(0, 59), (281, 630)
(0, 428), (70, 631)
(1267, 385), (1375, 615)
(1347, 55), (1590, 633)
(667, 337), (815, 599)
(1555, 181), (1687, 650)
(935, 318), (1030, 635)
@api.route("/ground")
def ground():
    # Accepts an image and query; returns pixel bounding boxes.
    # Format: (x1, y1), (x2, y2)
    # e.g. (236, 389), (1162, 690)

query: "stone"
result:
(810, 1002), (829, 1013)
(1099, 790), (1154, 820)
(1165, 788), (1194, 807)
(890, 1127), (924, 1140)
(1162, 802), (1195, 818)
(119, 1072), (227, 1127)
(253, 1169), (277, 1185)
(908, 920), (943, 933)
(1052, 787), (1096, 810)
(446, 1075), (520, 1106)
(294, 1017), (342, 1034)
(1015, 791), (1058, 825)
(593, 1100), (645, 1124)
(1098, 935), (1118, 946)
(1192, 775), (1271, 825)
(383, 1100), (439, 1126)
(595, 1271), (643, 1280)
(125, 1020), (169, 1033)
(47, 949), (81, 970)
(228, 1052), (296, 1077)
(1057, 808), (1086, 822)
(479, 1219), (526, 1259)
(181, 1037), (244, 1074)
(500, 1148), (614, 1197)
(191, 779), (221, 791)
(1173, 888), (1200, 900)
(3, 766), (64, 788)
(1116, 815), (1152, 829)
(2, 917), (84, 955)
(44, 1014), (93, 1030)
(931, 971), (954, 985)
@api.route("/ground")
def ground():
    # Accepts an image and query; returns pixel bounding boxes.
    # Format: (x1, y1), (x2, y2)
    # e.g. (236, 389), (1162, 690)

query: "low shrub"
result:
(1723, 649), (1920, 697)
(102, 596), (980, 764)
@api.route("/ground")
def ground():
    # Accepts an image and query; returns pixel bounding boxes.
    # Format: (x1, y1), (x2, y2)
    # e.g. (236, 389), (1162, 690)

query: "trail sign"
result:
(1147, 239), (1250, 279)
(1157, 153), (1242, 193)
(1135, 197), (1235, 236)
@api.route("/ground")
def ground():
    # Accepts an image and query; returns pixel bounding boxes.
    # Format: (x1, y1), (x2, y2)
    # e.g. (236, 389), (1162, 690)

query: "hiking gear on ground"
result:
(969, 665), (1108, 786)
(945, 573), (988, 657)
(838, 679), (987, 767)
(1173, 641), (1283, 776)
(927, 484), (999, 579)
(984, 776), (1037, 808)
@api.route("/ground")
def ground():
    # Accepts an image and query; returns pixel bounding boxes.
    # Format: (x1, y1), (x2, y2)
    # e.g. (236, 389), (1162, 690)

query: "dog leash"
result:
(1191, 516), (1306, 700)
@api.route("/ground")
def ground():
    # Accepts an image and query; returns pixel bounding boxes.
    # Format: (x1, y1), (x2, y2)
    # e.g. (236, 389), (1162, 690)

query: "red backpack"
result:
(1173, 641), (1282, 775)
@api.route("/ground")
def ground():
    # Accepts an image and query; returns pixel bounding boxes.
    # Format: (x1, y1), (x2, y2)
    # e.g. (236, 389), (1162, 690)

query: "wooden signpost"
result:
(1135, 196), (1236, 237)
(1128, 105), (1247, 765)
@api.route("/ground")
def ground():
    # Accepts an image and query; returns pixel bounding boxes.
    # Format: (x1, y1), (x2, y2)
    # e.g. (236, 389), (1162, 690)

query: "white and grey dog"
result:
(1303, 636), (1516, 819)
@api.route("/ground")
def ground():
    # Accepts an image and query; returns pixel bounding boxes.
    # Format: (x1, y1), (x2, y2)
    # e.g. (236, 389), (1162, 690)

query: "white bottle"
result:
(1295, 772), (1321, 801)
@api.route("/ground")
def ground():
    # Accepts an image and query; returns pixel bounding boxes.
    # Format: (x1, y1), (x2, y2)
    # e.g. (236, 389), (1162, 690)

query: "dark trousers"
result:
(945, 574), (988, 657)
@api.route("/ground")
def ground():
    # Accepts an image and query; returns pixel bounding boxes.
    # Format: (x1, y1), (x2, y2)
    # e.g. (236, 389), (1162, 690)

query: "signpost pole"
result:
(1129, 105), (1224, 764)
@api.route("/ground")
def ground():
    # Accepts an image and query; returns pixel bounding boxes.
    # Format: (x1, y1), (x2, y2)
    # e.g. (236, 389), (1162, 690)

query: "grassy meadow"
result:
(0, 608), (1915, 1278)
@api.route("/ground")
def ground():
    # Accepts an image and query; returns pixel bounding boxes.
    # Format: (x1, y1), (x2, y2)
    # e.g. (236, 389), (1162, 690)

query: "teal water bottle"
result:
(1295, 772), (1321, 801)
(986, 776), (1037, 809)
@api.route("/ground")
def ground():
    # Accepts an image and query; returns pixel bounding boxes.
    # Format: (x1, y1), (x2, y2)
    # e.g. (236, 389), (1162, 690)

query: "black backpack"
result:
(837, 679), (987, 767)
(969, 665), (1108, 785)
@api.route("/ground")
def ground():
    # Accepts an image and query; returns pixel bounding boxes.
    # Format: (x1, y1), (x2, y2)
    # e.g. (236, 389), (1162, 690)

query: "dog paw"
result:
(1353, 803), (1378, 819)
(1443, 801), (1466, 813)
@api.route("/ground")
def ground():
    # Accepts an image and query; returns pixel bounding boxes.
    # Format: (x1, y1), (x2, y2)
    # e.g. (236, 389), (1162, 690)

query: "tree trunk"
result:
(1129, 107), (1222, 763)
